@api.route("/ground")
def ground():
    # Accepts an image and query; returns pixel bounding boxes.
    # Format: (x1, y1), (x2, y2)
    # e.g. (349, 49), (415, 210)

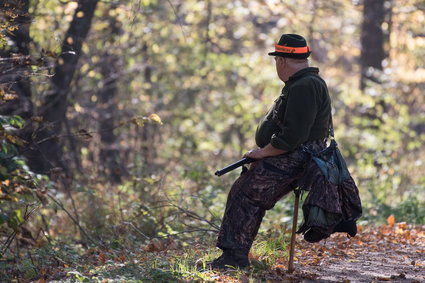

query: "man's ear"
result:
(277, 57), (285, 66)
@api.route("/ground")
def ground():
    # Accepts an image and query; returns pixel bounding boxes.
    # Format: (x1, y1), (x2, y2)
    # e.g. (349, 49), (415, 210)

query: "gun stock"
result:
(215, 157), (255, 176)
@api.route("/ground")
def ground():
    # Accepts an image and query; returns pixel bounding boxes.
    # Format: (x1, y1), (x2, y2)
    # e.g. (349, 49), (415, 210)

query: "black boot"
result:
(304, 228), (328, 243)
(207, 249), (250, 270)
(333, 220), (357, 237)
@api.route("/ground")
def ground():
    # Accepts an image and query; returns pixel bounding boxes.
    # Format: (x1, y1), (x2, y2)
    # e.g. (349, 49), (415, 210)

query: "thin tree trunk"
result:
(360, 0), (387, 90)
(98, 53), (121, 182)
(98, 9), (123, 183)
(140, 43), (157, 165)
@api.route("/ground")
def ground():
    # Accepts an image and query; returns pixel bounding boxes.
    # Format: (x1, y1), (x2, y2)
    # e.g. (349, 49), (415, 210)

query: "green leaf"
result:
(1, 142), (18, 155)
(10, 115), (25, 128)
(67, 271), (91, 282)
(8, 210), (24, 230)
(0, 165), (9, 180)
(0, 115), (25, 129)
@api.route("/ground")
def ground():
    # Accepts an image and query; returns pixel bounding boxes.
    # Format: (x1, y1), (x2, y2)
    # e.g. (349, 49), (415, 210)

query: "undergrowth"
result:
(0, 229), (291, 282)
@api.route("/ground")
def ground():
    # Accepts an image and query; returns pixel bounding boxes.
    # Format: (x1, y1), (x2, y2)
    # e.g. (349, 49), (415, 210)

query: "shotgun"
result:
(214, 157), (255, 176)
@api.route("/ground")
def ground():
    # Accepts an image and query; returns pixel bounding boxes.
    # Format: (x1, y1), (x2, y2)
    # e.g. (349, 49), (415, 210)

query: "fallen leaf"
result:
(98, 252), (106, 264)
(397, 222), (407, 229)
(387, 215), (395, 226)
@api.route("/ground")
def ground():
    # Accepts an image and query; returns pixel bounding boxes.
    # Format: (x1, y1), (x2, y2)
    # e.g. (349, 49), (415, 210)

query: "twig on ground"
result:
(159, 228), (217, 238)
(122, 221), (151, 240)
(170, 203), (220, 230)
(46, 193), (100, 247)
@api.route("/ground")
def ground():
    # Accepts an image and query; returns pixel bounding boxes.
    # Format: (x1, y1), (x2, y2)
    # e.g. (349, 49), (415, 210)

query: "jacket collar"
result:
(287, 67), (319, 82)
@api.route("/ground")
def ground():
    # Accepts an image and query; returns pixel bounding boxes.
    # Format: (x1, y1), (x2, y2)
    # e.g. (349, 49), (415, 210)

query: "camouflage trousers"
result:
(216, 140), (326, 252)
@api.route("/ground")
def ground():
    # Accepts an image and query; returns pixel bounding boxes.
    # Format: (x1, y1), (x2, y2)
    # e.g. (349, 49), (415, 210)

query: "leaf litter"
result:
(9, 223), (424, 282)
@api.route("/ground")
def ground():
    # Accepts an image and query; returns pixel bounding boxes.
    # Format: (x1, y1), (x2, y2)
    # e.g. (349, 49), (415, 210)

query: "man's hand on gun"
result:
(243, 148), (264, 159)
(214, 148), (264, 177)
(215, 144), (288, 176)
(243, 148), (262, 169)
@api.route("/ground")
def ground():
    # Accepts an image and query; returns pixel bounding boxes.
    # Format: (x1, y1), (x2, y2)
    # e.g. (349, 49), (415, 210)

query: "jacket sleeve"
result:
(270, 81), (318, 151)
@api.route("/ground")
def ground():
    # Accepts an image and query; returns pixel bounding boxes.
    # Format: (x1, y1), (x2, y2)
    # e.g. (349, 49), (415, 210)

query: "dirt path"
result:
(277, 225), (425, 282)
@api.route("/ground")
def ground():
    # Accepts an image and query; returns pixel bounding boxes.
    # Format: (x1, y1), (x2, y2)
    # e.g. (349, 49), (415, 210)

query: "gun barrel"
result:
(215, 158), (255, 176)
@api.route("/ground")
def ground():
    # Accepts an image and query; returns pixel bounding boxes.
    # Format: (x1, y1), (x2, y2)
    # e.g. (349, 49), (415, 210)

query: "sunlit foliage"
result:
(1, 0), (424, 281)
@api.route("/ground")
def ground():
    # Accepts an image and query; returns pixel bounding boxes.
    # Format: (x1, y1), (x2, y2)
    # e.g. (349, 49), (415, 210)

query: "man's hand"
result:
(243, 148), (265, 159)
(243, 144), (287, 160)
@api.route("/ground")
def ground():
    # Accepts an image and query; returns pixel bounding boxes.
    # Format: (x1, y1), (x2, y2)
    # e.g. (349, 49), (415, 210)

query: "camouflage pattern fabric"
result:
(297, 160), (362, 237)
(216, 139), (327, 252)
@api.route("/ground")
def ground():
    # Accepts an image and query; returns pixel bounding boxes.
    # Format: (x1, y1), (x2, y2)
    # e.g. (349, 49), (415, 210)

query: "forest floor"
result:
(3, 223), (424, 282)
(268, 224), (425, 283)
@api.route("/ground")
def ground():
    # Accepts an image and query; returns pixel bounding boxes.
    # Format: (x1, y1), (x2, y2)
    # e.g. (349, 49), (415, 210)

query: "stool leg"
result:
(288, 190), (300, 273)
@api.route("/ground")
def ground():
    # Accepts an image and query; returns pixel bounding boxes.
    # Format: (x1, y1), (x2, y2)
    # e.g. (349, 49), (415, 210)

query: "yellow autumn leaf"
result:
(74, 103), (83, 113)
(149, 113), (163, 125)
(5, 134), (25, 146)
(4, 93), (18, 100)
(5, 134), (16, 144)
(132, 116), (148, 127)
(9, 196), (19, 202)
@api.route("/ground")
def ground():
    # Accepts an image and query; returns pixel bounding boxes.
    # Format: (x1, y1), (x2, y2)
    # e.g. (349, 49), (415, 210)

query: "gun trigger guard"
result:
(241, 165), (249, 175)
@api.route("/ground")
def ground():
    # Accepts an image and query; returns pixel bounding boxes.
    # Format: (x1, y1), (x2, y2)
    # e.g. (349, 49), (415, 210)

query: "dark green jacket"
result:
(255, 67), (331, 151)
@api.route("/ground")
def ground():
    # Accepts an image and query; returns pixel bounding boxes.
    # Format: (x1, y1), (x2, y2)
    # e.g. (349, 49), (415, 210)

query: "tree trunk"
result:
(0, 0), (33, 119)
(97, 9), (124, 183)
(98, 53), (122, 182)
(360, 0), (388, 90)
(29, 0), (99, 174)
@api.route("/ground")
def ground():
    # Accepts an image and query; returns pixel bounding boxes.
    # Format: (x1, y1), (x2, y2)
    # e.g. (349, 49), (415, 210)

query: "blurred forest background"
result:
(0, 0), (424, 281)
